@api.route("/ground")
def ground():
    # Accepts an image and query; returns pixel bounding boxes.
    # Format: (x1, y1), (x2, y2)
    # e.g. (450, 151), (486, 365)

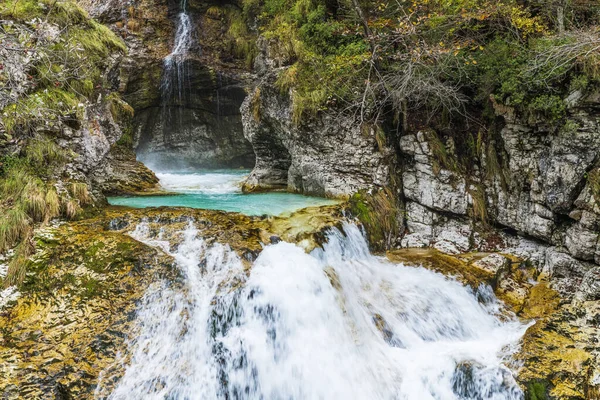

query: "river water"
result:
(107, 170), (339, 216)
(99, 216), (528, 399)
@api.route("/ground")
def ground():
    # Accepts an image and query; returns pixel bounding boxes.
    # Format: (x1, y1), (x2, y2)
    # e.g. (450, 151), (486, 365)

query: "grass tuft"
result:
(63, 198), (81, 220)
(3, 236), (34, 288)
(45, 187), (60, 221)
(0, 207), (30, 253)
(69, 182), (91, 205)
(349, 188), (399, 251)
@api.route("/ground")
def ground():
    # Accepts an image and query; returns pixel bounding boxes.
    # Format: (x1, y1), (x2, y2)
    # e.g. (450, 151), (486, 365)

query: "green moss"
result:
(526, 380), (549, 400)
(210, 5), (257, 68)
(80, 276), (104, 298)
(0, 0), (45, 21)
(108, 92), (135, 141)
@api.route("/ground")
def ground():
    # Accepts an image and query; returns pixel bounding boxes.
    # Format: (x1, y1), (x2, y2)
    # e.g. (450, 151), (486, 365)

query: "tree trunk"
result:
(350, 0), (371, 41)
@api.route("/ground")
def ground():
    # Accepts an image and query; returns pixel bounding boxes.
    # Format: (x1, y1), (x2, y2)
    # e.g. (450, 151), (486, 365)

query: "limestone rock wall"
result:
(240, 71), (391, 198)
(134, 64), (255, 169)
(399, 91), (600, 301)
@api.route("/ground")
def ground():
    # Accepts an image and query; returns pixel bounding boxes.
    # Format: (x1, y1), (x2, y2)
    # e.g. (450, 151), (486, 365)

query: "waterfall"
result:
(99, 221), (528, 400)
(160, 0), (195, 133)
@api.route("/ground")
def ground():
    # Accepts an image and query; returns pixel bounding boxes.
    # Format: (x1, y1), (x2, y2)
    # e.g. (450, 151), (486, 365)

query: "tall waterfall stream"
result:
(98, 219), (528, 399)
(159, 0), (194, 134)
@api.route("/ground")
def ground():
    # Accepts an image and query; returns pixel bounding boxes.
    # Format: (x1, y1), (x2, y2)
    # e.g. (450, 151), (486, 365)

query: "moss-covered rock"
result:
(349, 188), (401, 252)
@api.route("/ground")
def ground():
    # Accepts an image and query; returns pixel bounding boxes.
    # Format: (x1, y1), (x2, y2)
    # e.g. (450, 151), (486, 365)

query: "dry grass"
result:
(468, 185), (488, 225)
(426, 131), (460, 175)
(45, 187), (60, 221)
(3, 235), (34, 288)
(0, 207), (29, 253)
(63, 198), (81, 219)
(69, 182), (91, 205)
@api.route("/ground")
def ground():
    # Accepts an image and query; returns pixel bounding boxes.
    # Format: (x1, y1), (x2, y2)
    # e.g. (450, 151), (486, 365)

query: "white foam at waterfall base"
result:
(102, 222), (528, 400)
(156, 171), (246, 194)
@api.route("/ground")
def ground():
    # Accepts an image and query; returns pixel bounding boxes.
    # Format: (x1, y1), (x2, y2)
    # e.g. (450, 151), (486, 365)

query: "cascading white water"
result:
(101, 222), (528, 400)
(156, 171), (246, 194)
(160, 0), (194, 131)
(161, 12), (193, 105)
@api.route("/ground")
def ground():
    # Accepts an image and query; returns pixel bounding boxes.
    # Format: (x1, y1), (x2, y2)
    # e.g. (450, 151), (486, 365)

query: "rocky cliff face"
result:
(0, 7), (159, 202)
(245, 40), (600, 276)
(399, 91), (600, 298)
(134, 63), (255, 169)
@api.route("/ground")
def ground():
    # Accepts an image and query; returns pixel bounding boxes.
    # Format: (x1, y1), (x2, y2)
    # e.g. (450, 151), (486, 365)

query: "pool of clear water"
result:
(107, 170), (339, 216)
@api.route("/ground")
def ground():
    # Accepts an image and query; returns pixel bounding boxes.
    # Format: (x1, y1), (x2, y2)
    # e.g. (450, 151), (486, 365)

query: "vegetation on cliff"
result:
(246, 0), (599, 128)
(0, 0), (127, 286)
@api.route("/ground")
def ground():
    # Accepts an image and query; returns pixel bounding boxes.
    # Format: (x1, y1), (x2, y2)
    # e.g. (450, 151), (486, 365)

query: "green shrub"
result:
(527, 94), (566, 121)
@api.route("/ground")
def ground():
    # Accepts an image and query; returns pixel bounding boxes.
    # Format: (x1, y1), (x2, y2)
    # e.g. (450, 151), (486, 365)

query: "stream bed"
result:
(105, 170), (528, 399)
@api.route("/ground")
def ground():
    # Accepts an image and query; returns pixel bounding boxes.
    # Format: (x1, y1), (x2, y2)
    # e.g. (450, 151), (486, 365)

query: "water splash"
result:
(156, 171), (248, 194)
(102, 222), (528, 400)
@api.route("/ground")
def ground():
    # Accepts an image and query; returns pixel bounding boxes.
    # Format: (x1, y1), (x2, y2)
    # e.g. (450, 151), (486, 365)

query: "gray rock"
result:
(133, 62), (255, 170)
(240, 70), (390, 197)
(574, 267), (600, 302)
(473, 254), (511, 275)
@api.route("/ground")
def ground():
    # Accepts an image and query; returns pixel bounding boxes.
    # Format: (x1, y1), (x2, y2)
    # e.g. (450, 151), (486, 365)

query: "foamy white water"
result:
(156, 171), (246, 194)
(101, 222), (528, 400)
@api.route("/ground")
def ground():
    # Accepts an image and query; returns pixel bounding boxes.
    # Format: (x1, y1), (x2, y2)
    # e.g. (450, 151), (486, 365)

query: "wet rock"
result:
(107, 218), (129, 231)
(452, 361), (520, 400)
(472, 254), (511, 276)
(134, 62), (255, 170)
(269, 235), (281, 244)
(91, 145), (161, 196)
